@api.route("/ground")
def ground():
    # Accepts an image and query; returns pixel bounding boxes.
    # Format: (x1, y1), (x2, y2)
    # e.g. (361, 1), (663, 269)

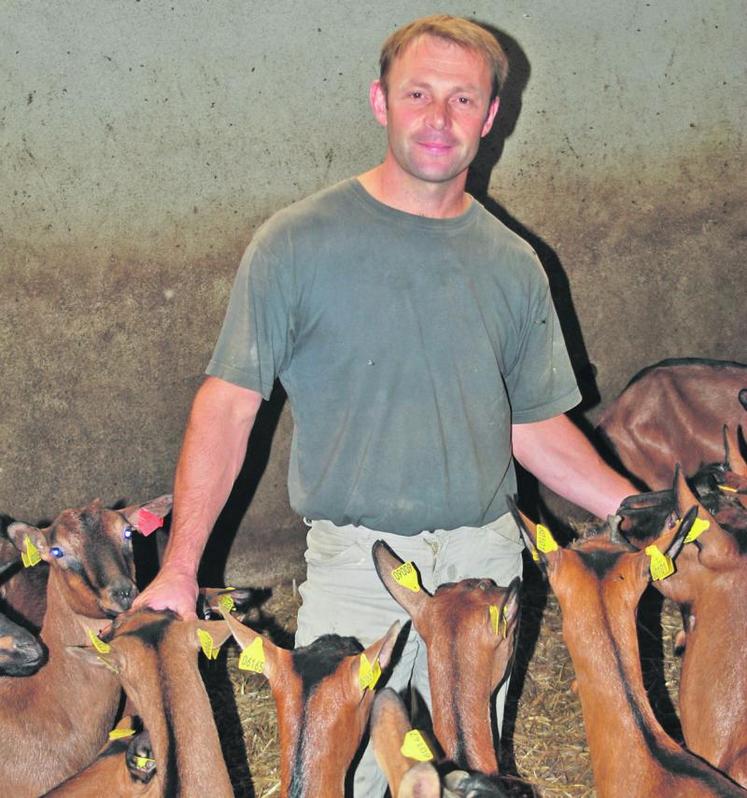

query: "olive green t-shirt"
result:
(207, 178), (581, 534)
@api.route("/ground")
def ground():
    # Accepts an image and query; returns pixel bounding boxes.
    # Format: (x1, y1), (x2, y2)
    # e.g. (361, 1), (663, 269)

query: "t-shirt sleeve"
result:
(205, 236), (293, 400)
(503, 276), (582, 424)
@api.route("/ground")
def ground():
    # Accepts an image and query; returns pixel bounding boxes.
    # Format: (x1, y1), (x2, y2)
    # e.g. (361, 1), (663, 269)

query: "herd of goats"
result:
(0, 357), (744, 797)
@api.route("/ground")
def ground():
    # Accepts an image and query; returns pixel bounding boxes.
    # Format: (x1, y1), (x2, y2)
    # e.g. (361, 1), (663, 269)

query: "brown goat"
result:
(618, 468), (747, 785)
(43, 715), (156, 797)
(370, 688), (509, 798)
(0, 495), (171, 795)
(511, 500), (746, 797)
(0, 495), (172, 630)
(222, 608), (400, 797)
(372, 540), (521, 775)
(598, 358), (747, 489)
(62, 608), (234, 797)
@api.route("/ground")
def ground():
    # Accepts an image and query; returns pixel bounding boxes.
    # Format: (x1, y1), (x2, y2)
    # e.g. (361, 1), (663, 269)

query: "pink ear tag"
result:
(136, 508), (164, 537)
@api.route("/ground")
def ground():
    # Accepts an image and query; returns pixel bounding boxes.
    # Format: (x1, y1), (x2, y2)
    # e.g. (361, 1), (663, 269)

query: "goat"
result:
(221, 607), (400, 797)
(598, 358), (747, 489)
(0, 495), (171, 795)
(371, 540), (521, 775)
(617, 467), (747, 785)
(0, 495), (172, 631)
(370, 687), (509, 798)
(0, 609), (45, 676)
(43, 715), (156, 796)
(510, 499), (746, 797)
(60, 608), (235, 797)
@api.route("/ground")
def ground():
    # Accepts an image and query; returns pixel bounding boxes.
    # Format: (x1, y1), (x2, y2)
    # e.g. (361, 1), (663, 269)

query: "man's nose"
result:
(426, 99), (449, 130)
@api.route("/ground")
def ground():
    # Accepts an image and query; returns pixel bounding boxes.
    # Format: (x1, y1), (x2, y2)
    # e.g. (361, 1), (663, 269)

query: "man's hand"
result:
(133, 568), (199, 620)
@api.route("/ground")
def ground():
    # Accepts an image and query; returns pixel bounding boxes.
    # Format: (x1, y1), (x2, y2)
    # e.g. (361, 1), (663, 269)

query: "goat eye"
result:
(123, 526), (133, 540)
(50, 546), (64, 558)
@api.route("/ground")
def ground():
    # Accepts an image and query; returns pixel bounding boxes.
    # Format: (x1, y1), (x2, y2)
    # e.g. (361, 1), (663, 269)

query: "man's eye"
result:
(457, 96), (472, 104)
(50, 546), (64, 558)
(410, 91), (423, 99)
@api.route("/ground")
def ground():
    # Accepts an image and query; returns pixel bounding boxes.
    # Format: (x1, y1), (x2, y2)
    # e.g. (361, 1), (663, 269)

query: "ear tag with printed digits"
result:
(645, 545), (675, 581)
(401, 729), (434, 762)
(21, 536), (42, 568)
(197, 628), (220, 660)
(718, 484), (738, 494)
(218, 594), (235, 613)
(238, 636), (265, 672)
(109, 727), (136, 740)
(135, 756), (156, 770)
(685, 517), (710, 544)
(358, 653), (382, 691)
(536, 524), (559, 554)
(87, 628), (112, 654)
(136, 508), (164, 537)
(391, 561), (420, 592)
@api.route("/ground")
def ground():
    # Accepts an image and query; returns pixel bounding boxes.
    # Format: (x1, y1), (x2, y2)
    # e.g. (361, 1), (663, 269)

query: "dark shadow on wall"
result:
(468, 23), (600, 414)
(197, 382), (288, 587)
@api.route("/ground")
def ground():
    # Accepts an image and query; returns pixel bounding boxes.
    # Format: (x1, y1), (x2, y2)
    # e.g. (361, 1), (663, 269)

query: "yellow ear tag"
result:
(718, 484), (738, 493)
(109, 728), (136, 740)
(358, 653), (382, 691)
(536, 524), (559, 554)
(489, 604), (500, 635)
(391, 561), (420, 592)
(645, 545), (675, 581)
(134, 756), (156, 770)
(684, 517), (710, 544)
(400, 729), (434, 762)
(197, 628), (220, 660)
(87, 628), (111, 654)
(238, 636), (265, 672)
(21, 536), (42, 568)
(218, 594), (235, 613)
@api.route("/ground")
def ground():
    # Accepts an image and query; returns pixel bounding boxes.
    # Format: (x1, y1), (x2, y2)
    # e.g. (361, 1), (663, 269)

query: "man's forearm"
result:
(512, 414), (636, 518)
(160, 376), (263, 578)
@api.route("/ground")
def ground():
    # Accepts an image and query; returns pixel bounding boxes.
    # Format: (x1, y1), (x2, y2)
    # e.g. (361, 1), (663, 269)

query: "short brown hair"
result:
(379, 15), (508, 100)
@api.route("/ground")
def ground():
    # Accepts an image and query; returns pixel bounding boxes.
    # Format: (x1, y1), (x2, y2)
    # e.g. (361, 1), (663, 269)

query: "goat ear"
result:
(506, 497), (557, 574)
(372, 541), (430, 622)
(66, 644), (124, 674)
(121, 495), (173, 533)
(193, 619), (233, 650)
(353, 621), (402, 696)
(501, 576), (521, 630)
(219, 608), (284, 683)
(5, 521), (50, 563)
(724, 425), (747, 476)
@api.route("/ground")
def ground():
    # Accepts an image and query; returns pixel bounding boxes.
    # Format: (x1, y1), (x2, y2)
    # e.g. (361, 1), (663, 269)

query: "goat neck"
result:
(82, 609), (234, 798)
(224, 609), (400, 797)
(372, 540), (520, 774)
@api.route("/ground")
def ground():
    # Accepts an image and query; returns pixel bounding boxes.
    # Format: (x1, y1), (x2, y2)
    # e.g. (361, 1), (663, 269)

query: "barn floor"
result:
(201, 561), (683, 797)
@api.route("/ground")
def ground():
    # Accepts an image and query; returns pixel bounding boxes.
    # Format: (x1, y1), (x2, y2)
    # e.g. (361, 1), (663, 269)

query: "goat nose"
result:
(109, 582), (138, 609)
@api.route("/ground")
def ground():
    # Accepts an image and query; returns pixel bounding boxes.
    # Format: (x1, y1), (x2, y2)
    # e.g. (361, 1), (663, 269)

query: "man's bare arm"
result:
(512, 413), (636, 519)
(133, 376), (263, 618)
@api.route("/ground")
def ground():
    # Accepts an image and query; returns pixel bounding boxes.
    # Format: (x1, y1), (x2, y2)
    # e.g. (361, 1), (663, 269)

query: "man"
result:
(135, 14), (635, 794)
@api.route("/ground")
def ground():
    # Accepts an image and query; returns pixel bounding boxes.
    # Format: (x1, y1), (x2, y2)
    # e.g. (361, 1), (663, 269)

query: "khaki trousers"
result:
(295, 513), (524, 797)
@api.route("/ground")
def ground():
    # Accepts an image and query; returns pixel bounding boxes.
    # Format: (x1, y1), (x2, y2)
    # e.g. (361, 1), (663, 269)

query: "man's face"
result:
(371, 35), (499, 187)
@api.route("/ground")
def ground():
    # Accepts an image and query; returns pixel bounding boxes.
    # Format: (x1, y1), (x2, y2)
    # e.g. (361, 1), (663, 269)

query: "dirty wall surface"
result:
(1, 2), (744, 584)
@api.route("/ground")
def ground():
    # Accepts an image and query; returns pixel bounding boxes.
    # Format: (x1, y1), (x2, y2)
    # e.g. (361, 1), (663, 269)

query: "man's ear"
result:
(481, 96), (500, 137)
(370, 79), (388, 126)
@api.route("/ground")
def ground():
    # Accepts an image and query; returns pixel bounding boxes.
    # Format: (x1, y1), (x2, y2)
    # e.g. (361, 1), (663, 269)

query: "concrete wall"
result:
(2, 2), (744, 584)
